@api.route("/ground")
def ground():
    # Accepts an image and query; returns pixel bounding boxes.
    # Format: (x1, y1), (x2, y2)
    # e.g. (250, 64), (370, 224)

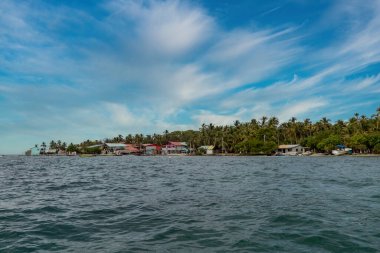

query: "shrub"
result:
(317, 135), (341, 152)
(374, 144), (380, 154)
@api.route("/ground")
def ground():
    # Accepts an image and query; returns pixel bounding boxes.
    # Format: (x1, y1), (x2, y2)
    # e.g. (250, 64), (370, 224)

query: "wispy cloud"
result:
(0, 0), (379, 153)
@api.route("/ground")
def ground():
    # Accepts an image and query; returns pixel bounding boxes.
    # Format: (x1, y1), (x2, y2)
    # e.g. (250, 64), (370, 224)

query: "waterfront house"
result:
(125, 144), (140, 154)
(46, 149), (58, 155)
(198, 145), (215, 155)
(162, 141), (189, 155)
(143, 144), (161, 155)
(114, 144), (141, 155)
(277, 144), (306, 155)
(104, 143), (127, 153)
(58, 150), (67, 156)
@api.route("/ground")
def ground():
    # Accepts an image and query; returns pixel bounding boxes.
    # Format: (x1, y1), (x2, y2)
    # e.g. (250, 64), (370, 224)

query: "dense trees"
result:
(41, 107), (380, 155)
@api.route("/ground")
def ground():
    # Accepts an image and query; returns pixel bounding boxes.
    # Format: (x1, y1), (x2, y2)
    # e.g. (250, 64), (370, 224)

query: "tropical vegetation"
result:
(39, 107), (380, 155)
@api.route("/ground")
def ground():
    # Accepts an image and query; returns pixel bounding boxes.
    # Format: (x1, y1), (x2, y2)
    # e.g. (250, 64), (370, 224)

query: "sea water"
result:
(1, 156), (379, 252)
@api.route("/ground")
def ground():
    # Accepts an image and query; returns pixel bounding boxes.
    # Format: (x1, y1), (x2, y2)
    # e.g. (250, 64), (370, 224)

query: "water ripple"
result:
(1, 156), (380, 252)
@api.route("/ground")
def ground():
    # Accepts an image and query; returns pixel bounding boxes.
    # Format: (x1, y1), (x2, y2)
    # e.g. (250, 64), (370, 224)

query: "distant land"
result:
(25, 106), (380, 156)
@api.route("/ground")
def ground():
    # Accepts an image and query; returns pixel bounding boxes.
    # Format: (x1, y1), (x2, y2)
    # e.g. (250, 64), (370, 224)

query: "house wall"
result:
(145, 146), (160, 155)
(278, 146), (305, 154)
(162, 146), (188, 154)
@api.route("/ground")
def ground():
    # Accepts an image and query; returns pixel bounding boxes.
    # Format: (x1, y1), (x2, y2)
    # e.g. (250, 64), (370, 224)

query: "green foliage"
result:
(236, 139), (276, 155)
(83, 146), (102, 154)
(66, 143), (78, 153)
(366, 133), (380, 150)
(303, 132), (330, 150)
(317, 135), (341, 152)
(38, 107), (380, 155)
(374, 144), (380, 154)
(349, 134), (368, 152)
(48, 140), (68, 150)
(195, 149), (205, 155)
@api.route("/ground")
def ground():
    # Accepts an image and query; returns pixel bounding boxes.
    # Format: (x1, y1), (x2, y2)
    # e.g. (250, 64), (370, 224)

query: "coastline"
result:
(17, 153), (380, 157)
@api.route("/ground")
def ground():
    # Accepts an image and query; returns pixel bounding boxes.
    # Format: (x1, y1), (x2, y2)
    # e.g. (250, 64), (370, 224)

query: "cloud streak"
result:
(0, 0), (379, 153)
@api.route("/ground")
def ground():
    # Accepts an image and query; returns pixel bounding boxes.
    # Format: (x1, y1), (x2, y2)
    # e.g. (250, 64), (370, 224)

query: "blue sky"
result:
(1, 0), (380, 154)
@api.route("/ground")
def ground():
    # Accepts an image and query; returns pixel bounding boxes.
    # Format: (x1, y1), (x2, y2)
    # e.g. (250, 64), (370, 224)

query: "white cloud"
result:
(1, 0), (380, 154)
(106, 0), (214, 56)
(104, 102), (149, 127)
(193, 109), (247, 126)
(201, 28), (301, 86)
(346, 74), (380, 91)
(277, 99), (327, 122)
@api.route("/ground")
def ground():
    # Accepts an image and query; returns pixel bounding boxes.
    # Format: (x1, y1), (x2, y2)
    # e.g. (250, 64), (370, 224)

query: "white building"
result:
(277, 144), (306, 155)
(198, 145), (215, 155)
(162, 142), (188, 155)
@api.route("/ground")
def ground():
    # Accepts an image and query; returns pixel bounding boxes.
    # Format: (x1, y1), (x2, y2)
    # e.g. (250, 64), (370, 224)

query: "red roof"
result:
(125, 144), (140, 152)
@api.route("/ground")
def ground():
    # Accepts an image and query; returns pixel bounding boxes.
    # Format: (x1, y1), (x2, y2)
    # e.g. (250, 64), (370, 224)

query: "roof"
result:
(105, 143), (126, 148)
(199, 145), (215, 150)
(168, 141), (187, 146)
(88, 144), (103, 148)
(278, 144), (301, 149)
(125, 145), (140, 152)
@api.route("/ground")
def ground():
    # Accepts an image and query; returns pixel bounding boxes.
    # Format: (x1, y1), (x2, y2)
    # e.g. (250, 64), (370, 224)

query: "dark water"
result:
(1, 156), (380, 252)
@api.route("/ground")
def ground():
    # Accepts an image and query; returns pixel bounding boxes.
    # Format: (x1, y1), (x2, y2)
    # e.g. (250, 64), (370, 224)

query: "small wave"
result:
(296, 232), (377, 253)
(23, 206), (66, 214)
(270, 214), (322, 227)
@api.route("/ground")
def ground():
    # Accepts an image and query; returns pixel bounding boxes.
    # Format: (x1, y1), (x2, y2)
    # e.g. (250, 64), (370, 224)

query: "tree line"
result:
(40, 107), (380, 155)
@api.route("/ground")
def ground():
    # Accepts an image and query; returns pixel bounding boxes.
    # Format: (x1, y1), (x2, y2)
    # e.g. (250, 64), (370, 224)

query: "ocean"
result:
(1, 156), (379, 252)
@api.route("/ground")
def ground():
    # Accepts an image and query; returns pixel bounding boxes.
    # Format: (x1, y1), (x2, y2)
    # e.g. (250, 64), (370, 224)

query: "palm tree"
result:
(49, 140), (56, 149)
(164, 130), (169, 143)
(260, 116), (268, 127)
(320, 117), (331, 130)
(303, 118), (313, 137)
(125, 134), (133, 143)
(41, 142), (47, 154)
(289, 117), (297, 144)
(57, 140), (62, 149)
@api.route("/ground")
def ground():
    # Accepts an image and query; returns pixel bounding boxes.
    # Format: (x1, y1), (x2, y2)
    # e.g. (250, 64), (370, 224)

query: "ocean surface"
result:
(0, 156), (379, 252)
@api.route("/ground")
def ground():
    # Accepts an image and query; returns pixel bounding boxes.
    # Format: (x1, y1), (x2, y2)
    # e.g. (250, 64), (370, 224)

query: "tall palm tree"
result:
(303, 118), (312, 137)
(289, 117), (297, 144)
(164, 130), (169, 143)
(320, 117), (331, 130)
(41, 142), (47, 154)
(49, 140), (56, 149)
(260, 116), (268, 127)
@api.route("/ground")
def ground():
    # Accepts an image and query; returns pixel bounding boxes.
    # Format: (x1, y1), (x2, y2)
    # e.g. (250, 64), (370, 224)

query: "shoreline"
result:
(14, 153), (380, 157)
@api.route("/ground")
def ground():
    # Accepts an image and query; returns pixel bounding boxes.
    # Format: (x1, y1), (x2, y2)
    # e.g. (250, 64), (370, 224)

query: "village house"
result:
(277, 144), (306, 155)
(104, 143), (127, 153)
(46, 149), (58, 155)
(116, 144), (140, 155)
(143, 144), (161, 155)
(198, 145), (215, 155)
(162, 141), (189, 155)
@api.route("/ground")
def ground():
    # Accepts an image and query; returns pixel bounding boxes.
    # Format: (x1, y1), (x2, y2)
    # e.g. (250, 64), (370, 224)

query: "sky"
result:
(1, 0), (380, 154)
